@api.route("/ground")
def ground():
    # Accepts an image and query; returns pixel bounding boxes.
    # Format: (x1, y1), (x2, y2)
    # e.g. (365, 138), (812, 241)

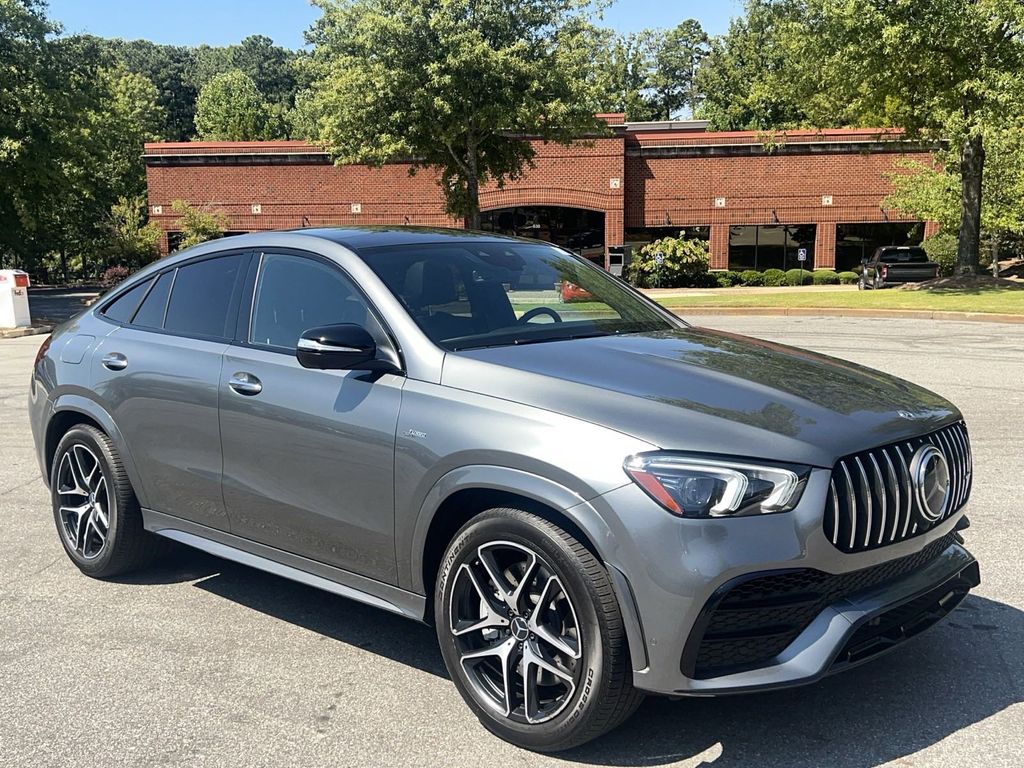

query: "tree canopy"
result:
(195, 69), (273, 141)
(302, 0), (606, 228)
(776, 0), (1024, 272)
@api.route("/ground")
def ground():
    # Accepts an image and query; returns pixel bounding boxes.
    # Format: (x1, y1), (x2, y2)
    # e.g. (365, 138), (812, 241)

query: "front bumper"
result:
(591, 471), (978, 696)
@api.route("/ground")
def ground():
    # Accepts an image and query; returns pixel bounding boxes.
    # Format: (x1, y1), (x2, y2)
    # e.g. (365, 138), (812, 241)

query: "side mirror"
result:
(296, 324), (377, 370)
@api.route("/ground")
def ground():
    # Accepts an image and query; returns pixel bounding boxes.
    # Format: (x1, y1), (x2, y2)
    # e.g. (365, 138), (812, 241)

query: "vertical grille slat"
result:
(840, 460), (857, 550)
(880, 448), (900, 542)
(824, 422), (971, 553)
(946, 428), (962, 512)
(853, 457), (872, 548)
(868, 454), (887, 545)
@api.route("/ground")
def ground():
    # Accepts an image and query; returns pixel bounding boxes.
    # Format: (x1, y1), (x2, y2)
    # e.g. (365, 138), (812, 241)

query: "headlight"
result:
(624, 453), (810, 518)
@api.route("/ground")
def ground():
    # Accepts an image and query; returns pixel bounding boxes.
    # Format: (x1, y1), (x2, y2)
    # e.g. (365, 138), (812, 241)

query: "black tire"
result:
(50, 424), (164, 578)
(435, 508), (644, 752)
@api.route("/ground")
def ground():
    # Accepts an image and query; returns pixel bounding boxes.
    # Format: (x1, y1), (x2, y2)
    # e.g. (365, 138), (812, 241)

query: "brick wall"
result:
(145, 127), (936, 268)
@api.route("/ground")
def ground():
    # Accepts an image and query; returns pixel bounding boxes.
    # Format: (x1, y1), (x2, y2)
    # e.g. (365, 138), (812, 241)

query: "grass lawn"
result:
(657, 285), (1024, 315)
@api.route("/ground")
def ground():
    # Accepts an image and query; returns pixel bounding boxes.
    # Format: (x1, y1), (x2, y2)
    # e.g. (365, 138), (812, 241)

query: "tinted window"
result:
(879, 248), (928, 263)
(250, 253), (378, 349)
(164, 254), (243, 338)
(359, 242), (675, 350)
(131, 270), (174, 328)
(101, 279), (151, 323)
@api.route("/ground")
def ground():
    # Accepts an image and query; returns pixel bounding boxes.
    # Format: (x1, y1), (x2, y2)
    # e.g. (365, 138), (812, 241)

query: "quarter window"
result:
(131, 270), (174, 328)
(164, 254), (244, 339)
(250, 253), (379, 349)
(102, 279), (152, 323)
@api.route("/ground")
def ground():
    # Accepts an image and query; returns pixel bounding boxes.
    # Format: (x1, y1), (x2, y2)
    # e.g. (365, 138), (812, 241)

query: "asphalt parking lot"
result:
(2, 315), (1022, 768)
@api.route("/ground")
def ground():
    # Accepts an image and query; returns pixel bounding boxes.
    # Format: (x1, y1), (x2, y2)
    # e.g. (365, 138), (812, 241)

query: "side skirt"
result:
(142, 508), (427, 622)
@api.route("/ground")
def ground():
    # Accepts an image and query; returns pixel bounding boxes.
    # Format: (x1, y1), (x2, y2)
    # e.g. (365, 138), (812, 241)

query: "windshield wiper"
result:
(511, 331), (611, 346)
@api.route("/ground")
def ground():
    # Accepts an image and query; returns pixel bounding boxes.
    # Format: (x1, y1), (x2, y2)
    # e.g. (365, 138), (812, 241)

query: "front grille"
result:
(824, 422), (972, 554)
(683, 531), (958, 679)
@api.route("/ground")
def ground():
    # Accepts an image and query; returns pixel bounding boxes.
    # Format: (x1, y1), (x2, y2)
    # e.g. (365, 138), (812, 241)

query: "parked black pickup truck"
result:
(859, 246), (940, 289)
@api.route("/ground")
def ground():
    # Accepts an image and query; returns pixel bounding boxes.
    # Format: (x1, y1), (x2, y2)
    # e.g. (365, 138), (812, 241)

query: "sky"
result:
(46, 0), (745, 49)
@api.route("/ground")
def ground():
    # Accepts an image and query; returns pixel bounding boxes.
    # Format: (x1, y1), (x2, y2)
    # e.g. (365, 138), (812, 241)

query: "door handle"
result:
(101, 352), (128, 371)
(228, 372), (263, 396)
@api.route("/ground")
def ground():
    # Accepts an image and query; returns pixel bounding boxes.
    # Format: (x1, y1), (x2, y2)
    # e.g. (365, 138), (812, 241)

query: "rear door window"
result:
(164, 254), (244, 339)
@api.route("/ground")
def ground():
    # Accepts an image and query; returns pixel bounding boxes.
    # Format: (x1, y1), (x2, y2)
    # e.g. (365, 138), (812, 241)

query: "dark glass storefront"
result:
(480, 206), (605, 259)
(728, 225), (817, 271)
(624, 226), (710, 248)
(835, 223), (924, 272)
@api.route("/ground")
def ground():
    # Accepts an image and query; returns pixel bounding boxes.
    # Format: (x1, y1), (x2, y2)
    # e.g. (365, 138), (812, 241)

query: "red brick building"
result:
(144, 115), (937, 273)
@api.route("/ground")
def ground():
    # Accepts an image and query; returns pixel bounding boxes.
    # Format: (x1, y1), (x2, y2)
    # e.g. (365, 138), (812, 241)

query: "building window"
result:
(728, 225), (816, 271)
(835, 223), (924, 272)
(479, 206), (605, 261)
(624, 226), (709, 248)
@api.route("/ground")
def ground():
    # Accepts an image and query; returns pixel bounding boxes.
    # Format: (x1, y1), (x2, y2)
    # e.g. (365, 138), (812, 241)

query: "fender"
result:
(404, 464), (649, 670)
(406, 465), (602, 591)
(49, 393), (150, 509)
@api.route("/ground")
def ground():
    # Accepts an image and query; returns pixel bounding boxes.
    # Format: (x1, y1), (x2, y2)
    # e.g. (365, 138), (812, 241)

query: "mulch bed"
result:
(902, 274), (1024, 291)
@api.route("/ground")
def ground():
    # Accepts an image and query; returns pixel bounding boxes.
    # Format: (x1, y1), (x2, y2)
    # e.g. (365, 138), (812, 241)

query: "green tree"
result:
(0, 0), (72, 271)
(695, 1), (808, 130)
(780, 0), (1024, 274)
(171, 200), (228, 248)
(193, 35), (300, 109)
(194, 69), (273, 141)
(105, 196), (163, 268)
(650, 20), (710, 120)
(102, 38), (198, 141)
(590, 28), (661, 121)
(304, 0), (605, 228)
(888, 127), (1024, 268)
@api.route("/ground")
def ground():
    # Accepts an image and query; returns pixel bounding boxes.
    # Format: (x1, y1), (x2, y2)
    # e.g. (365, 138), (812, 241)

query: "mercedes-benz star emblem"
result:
(910, 444), (951, 523)
(510, 616), (530, 641)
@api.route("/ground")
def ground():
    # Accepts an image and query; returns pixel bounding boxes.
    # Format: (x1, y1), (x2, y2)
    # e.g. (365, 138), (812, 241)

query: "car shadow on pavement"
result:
(120, 551), (1021, 767)
(563, 594), (1022, 767)
(134, 548), (449, 678)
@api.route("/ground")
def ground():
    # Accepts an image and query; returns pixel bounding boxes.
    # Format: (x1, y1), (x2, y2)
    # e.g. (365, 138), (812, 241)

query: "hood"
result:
(441, 328), (960, 467)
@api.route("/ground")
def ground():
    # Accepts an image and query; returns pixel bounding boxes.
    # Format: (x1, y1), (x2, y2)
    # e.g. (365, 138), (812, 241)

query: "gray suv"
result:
(29, 228), (979, 752)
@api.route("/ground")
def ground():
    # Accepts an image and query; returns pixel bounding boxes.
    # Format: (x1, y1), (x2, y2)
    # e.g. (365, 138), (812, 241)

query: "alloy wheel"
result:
(56, 444), (110, 560)
(449, 540), (582, 725)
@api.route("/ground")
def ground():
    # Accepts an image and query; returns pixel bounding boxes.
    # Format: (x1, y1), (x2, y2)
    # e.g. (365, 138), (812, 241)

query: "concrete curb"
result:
(0, 325), (53, 339)
(669, 306), (1024, 324)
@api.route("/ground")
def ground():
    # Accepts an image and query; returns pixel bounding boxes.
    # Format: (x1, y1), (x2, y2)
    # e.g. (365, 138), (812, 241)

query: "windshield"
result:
(358, 241), (678, 351)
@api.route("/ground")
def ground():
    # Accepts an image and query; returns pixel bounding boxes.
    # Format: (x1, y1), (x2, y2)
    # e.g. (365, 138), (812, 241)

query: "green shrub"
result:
(812, 269), (840, 285)
(716, 270), (743, 287)
(837, 271), (860, 284)
(922, 232), (958, 277)
(689, 272), (719, 288)
(739, 269), (765, 286)
(785, 268), (813, 286)
(762, 268), (787, 286)
(626, 234), (711, 288)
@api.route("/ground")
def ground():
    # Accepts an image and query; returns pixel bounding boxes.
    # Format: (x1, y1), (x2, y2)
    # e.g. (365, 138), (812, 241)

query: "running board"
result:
(143, 509), (426, 621)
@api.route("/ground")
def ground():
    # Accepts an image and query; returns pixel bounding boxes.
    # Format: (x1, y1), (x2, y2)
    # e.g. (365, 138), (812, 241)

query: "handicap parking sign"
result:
(797, 248), (808, 262)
